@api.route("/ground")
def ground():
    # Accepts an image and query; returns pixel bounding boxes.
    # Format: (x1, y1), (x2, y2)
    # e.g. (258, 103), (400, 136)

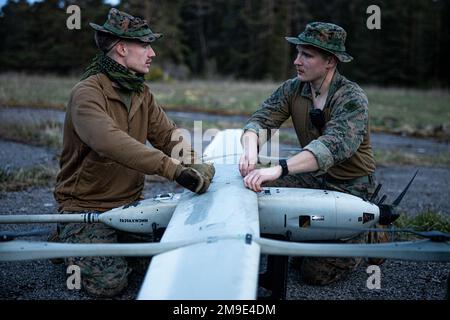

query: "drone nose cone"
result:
(378, 204), (400, 225)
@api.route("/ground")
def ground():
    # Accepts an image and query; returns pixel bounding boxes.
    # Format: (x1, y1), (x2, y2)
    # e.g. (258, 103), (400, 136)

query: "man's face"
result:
(122, 41), (156, 74)
(294, 45), (331, 82)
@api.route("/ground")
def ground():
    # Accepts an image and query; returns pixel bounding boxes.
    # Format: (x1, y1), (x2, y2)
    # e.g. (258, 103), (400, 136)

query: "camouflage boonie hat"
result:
(286, 22), (353, 62)
(89, 8), (162, 43)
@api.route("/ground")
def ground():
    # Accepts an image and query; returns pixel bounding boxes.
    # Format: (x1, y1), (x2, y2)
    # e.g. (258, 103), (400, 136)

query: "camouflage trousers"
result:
(263, 172), (379, 285)
(57, 217), (153, 298)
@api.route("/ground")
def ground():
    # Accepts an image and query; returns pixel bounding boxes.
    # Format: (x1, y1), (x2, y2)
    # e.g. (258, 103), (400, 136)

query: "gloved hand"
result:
(175, 165), (212, 194)
(184, 163), (215, 181)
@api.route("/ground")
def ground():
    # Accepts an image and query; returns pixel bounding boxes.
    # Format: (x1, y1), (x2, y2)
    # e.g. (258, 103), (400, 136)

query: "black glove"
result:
(175, 166), (211, 194)
(184, 163), (215, 181)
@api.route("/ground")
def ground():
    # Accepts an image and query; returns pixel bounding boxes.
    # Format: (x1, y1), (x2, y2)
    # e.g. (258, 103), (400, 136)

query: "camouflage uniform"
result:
(57, 214), (153, 298)
(244, 22), (380, 285)
(244, 71), (376, 181)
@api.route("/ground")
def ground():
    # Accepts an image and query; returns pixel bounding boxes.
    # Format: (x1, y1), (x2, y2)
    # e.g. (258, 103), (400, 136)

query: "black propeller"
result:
(376, 170), (419, 225)
(378, 195), (387, 205)
(369, 183), (382, 202)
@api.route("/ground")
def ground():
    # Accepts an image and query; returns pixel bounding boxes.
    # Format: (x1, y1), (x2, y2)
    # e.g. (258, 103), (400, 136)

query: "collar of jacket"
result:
(300, 69), (343, 108)
(96, 73), (146, 120)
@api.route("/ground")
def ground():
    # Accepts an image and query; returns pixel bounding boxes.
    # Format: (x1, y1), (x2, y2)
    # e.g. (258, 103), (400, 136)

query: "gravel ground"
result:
(0, 107), (449, 300)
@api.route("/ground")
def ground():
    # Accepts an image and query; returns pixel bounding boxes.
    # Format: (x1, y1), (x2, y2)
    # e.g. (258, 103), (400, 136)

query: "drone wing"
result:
(137, 129), (261, 300)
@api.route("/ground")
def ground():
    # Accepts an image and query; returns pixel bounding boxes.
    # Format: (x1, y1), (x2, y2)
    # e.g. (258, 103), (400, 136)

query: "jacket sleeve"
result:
(303, 86), (369, 172)
(70, 85), (180, 181)
(145, 92), (198, 164)
(243, 79), (296, 144)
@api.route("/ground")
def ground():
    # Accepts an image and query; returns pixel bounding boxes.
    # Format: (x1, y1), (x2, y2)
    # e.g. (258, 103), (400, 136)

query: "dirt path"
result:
(1, 107), (449, 157)
(0, 140), (58, 170)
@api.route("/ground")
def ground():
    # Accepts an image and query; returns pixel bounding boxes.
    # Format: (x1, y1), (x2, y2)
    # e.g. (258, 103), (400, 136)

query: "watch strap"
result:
(279, 159), (289, 178)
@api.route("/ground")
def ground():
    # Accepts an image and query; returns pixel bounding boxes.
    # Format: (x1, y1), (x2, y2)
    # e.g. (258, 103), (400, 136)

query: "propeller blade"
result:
(370, 183), (382, 202)
(378, 194), (387, 205)
(392, 170), (419, 207)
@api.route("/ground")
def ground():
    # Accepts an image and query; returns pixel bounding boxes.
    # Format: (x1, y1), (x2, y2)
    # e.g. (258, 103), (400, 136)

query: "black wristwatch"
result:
(279, 159), (289, 178)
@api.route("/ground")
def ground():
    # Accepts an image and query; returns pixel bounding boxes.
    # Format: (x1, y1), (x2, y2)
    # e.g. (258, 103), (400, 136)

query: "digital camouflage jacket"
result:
(244, 71), (375, 180)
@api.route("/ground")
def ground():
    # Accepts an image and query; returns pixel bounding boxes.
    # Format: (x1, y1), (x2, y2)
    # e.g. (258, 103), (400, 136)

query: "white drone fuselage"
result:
(100, 188), (379, 241)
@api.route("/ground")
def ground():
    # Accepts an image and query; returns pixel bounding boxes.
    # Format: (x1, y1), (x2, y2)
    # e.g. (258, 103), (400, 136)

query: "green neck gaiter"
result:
(81, 53), (145, 93)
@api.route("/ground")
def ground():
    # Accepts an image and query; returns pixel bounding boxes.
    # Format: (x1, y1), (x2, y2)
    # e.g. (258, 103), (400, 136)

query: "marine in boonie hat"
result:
(90, 8), (162, 44)
(285, 22), (353, 63)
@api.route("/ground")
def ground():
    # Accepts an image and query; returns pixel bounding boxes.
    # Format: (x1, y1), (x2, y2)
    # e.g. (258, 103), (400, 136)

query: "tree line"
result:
(1, 0), (449, 87)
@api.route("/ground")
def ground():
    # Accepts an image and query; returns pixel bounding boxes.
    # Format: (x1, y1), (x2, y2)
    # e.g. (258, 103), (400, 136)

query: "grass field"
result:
(0, 73), (449, 139)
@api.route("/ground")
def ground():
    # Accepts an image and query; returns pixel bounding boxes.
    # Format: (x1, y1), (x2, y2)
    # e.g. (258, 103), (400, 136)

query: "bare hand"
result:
(239, 152), (258, 177)
(243, 166), (282, 192)
(239, 131), (259, 177)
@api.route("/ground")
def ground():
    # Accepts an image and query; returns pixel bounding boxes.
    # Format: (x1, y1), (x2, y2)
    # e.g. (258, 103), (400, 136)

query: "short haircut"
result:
(94, 31), (121, 54)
